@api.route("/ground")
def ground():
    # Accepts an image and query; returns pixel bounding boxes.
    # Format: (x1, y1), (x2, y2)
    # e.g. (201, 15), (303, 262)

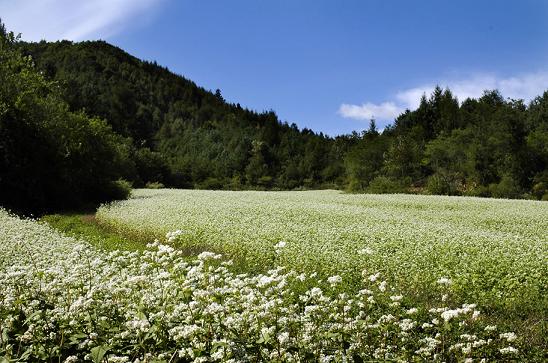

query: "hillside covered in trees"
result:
(1, 23), (547, 213)
(18, 39), (344, 192)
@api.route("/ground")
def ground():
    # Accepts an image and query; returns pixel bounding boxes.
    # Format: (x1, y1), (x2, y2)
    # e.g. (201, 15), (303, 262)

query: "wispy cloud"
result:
(338, 102), (402, 121)
(0, 0), (165, 41)
(339, 71), (548, 124)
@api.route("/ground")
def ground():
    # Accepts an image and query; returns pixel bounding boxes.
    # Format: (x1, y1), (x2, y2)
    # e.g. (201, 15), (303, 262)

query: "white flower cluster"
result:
(437, 277), (452, 285)
(166, 229), (184, 242)
(0, 209), (520, 362)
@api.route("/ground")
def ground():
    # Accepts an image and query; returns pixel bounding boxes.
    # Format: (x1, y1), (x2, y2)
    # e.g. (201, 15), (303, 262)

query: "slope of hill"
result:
(19, 40), (344, 190)
(11, 37), (548, 203)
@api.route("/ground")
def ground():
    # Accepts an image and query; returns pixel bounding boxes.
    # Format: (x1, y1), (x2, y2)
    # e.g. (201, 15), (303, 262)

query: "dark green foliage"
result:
(366, 176), (405, 194)
(426, 172), (462, 196)
(0, 24), (132, 214)
(345, 88), (547, 199)
(2, 28), (545, 202)
(145, 181), (165, 189)
(18, 40), (343, 190)
(344, 122), (389, 191)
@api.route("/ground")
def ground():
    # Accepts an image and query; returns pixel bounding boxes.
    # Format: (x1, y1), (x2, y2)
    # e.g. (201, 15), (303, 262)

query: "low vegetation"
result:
(0, 209), (526, 361)
(40, 213), (144, 251)
(96, 189), (548, 356)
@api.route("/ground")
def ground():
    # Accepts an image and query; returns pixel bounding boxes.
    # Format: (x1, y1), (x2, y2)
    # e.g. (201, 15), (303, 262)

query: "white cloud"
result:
(339, 102), (403, 121)
(340, 71), (548, 123)
(0, 0), (164, 41)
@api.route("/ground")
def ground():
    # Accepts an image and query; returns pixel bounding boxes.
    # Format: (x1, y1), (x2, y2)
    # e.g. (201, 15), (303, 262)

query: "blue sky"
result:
(1, 0), (547, 135)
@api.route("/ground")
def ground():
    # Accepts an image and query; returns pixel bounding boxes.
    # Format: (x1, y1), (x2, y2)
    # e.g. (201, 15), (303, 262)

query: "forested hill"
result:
(3, 33), (546, 216)
(18, 40), (344, 190)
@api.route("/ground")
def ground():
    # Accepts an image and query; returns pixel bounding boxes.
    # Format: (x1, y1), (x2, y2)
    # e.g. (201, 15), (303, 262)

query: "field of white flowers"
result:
(0, 208), (525, 361)
(97, 190), (547, 315)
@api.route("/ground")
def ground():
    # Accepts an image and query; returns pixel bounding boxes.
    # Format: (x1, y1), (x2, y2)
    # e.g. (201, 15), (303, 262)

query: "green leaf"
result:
(90, 345), (109, 363)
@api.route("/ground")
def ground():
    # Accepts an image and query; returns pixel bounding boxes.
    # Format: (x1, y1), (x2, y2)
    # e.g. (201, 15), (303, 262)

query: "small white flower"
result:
(441, 309), (460, 322)
(437, 277), (452, 285)
(500, 332), (517, 342)
(499, 346), (518, 354)
(197, 251), (221, 261)
(378, 280), (387, 292)
(166, 229), (184, 242)
(369, 272), (381, 282)
(358, 247), (373, 255)
(278, 332), (290, 345)
(327, 275), (342, 286)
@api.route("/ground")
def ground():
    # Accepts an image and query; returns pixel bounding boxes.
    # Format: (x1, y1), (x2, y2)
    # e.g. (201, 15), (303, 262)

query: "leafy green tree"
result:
(0, 23), (131, 213)
(344, 122), (388, 191)
(423, 128), (475, 195)
(383, 132), (423, 183)
(245, 140), (270, 185)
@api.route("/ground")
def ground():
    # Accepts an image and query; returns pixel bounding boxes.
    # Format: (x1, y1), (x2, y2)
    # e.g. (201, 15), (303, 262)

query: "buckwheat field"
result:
(97, 190), (547, 313)
(1, 190), (547, 361)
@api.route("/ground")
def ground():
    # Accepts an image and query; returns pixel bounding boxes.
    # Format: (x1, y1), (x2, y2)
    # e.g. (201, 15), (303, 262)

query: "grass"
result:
(40, 213), (146, 252)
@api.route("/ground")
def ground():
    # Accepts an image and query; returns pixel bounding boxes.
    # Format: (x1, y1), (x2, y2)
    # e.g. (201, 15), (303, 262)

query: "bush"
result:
(531, 172), (548, 200)
(197, 177), (224, 190)
(229, 175), (243, 190)
(366, 176), (405, 194)
(133, 148), (170, 187)
(101, 179), (132, 201)
(464, 184), (490, 198)
(145, 181), (165, 189)
(489, 175), (522, 199)
(346, 177), (365, 192)
(426, 172), (462, 195)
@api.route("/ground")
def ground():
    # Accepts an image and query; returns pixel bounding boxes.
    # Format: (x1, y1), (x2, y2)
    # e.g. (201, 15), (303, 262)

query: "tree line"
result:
(1, 24), (132, 214)
(1, 23), (546, 213)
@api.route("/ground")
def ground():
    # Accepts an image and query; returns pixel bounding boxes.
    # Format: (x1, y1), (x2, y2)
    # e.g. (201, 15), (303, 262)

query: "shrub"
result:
(426, 172), (462, 195)
(197, 177), (224, 190)
(464, 184), (490, 198)
(258, 175), (274, 188)
(145, 181), (165, 189)
(531, 172), (548, 200)
(489, 175), (522, 199)
(367, 176), (405, 194)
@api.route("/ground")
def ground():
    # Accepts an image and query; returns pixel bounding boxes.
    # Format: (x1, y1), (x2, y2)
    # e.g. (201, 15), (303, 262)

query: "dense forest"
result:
(17, 39), (344, 192)
(1, 23), (547, 213)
